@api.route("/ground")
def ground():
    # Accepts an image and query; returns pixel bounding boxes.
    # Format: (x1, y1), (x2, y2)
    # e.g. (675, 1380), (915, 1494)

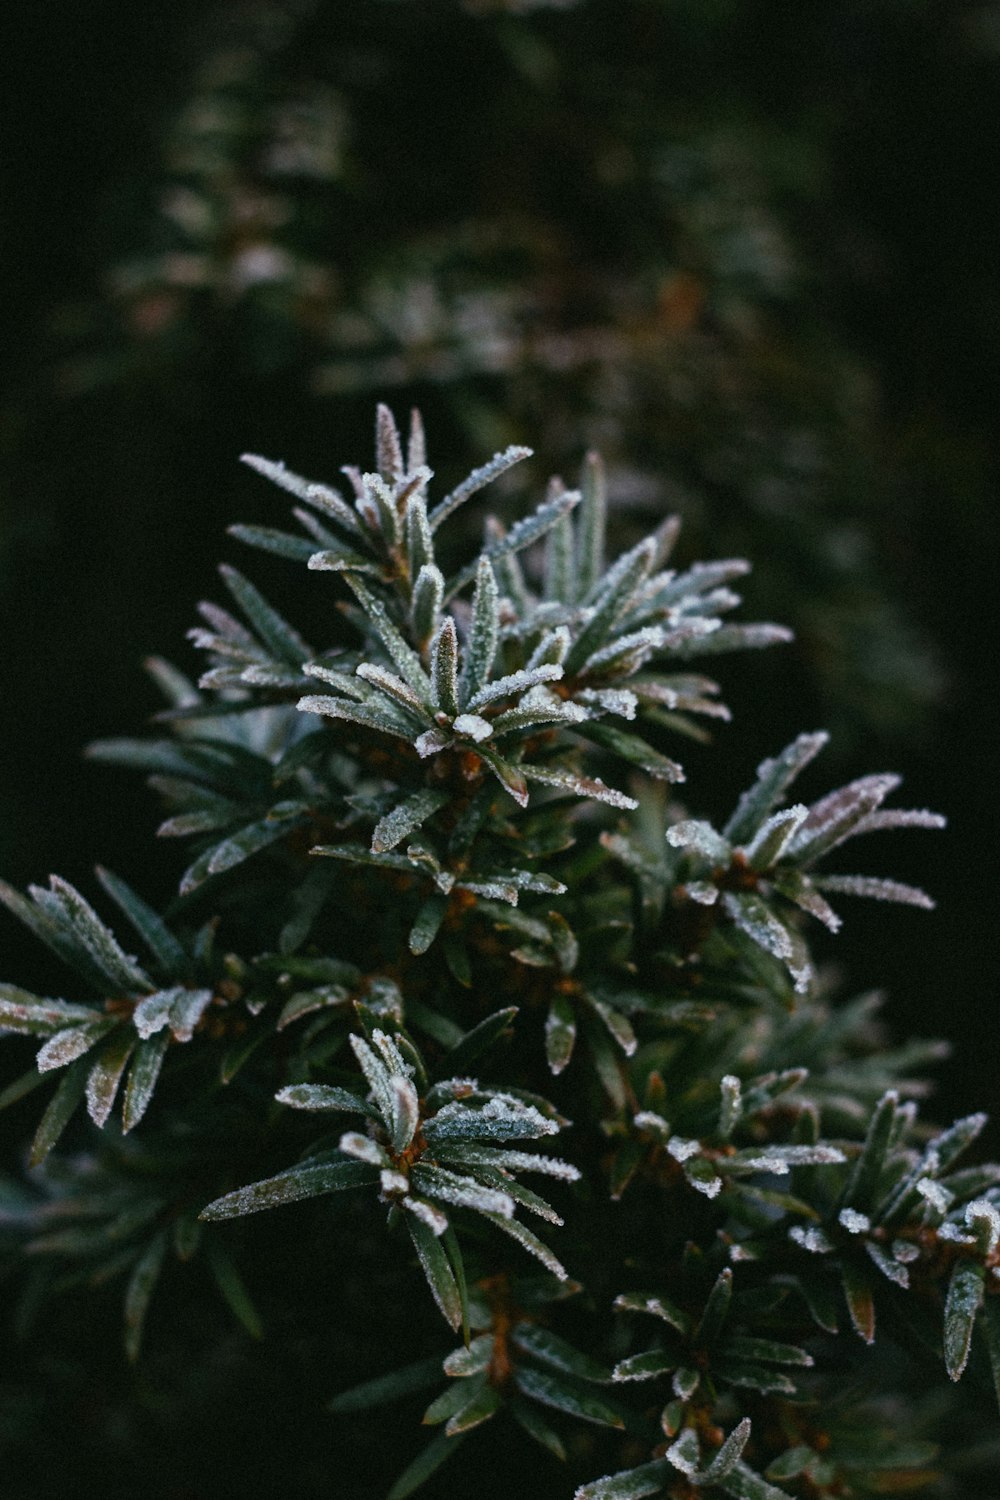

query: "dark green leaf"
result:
(29, 1057), (90, 1166)
(410, 895), (449, 956)
(328, 1357), (445, 1414)
(387, 1428), (468, 1500)
(373, 791), (448, 854)
(122, 1031), (171, 1133)
(944, 1258), (985, 1380)
(124, 1230), (169, 1363)
(719, 1462), (794, 1500)
(0, 985), (101, 1037)
(511, 1323), (612, 1383)
(575, 1460), (669, 1500)
(96, 868), (189, 976)
(574, 722), (684, 782)
(513, 1366), (624, 1428)
(439, 1007), (519, 1078)
(219, 564), (311, 666)
(844, 1089), (899, 1213)
(841, 1259), (876, 1344)
(408, 1214), (463, 1331)
(694, 1268), (733, 1346)
(200, 1160), (377, 1220)
(510, 1398), (567, 1461)
(206, 1243), (263, 1339)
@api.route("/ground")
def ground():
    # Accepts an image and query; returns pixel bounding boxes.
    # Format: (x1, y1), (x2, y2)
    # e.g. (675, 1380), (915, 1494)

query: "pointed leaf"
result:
(429, 445), (532, 530)
(410, 894), (450, 956)
(219, 564), (311, 666)
(575, 1461), (669, 1500)
(206, 1242), (263, 1339)
(96, 868), (189, 975)
(439, 1007), (519, 1078)
(124, 1229), (169, 1363)
(944, 1258), (985, 1380)
(512, 1323), (612, 1383)
(200, 1160), (378, 1220)
(387, 1429), (468, 1500)
(328, 1357), (444, 1414)
(575, 722), (684, 782)
(407, 1213), (463, 1330)
(513, 1365), (623, 1428)
(373, 791), (448, 854)
(446, 488), (580, 598)
(121, 1031), (171, 1133)
(49, 876), (151, 992)
(546, 993), (576, 1075)
(29, 1057), (90, 1165)
(723, 733), (829, 845)
(459, 557), (500, 707)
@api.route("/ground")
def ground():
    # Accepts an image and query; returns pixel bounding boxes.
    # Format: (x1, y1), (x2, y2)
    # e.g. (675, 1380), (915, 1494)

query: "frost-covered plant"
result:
(1, 408), (996, 1498)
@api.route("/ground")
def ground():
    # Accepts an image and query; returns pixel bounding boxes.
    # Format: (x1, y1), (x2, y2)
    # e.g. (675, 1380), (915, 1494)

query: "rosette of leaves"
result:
(0, 870), (219, 1156)
(4, 1128), (264, 1364)
(777, 1091), (1000, 1376)
(201, 1024), (580, 1330)
(604, 731), (944, 995)
(329, 1272), (623, 1500)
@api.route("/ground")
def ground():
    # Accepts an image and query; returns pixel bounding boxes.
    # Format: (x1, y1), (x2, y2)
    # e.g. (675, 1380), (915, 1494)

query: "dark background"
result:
(0, 2), (998, 1494)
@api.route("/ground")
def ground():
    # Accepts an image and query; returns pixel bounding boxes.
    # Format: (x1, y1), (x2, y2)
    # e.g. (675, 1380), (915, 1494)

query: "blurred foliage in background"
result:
(0, 1), (998, 1492)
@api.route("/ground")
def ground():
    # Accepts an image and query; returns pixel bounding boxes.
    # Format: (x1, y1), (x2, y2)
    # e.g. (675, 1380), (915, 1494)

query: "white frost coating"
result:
(938, 1223), (975, 1245)
(412, 1165), (514, 1218)
(684, 882), (719, 906)
(814, 875), (935, 910)
(415, 728), (450, 757)
(466, 664), (563, 711)
(355, 663), (427, 715)
(574, 688), (638, 720)
(372, 1028), (414, 1080)
(453, 713), (493, 741)
(892, 1239), (921, 1264)
(689, 1173), (723, 1200)
(666, 1430), (700, 1477)
(966, 1199), (1000, 1254)
(633, 1111), (671, 1140)
(426, 1094), (561, 1142)
(743, 804), (809, 868)
(666, 820), (730, 862)
(168, 988), (214, 1043)
(389, 1074), (420, 1153)
(441, 1146), (580, 1180)
(37, 1024), (103, 1072)
(867, 1242), (910, 1288)
(737, 1145), (845, 1170)
(916, 1176), (954, 1214)
(339, 1131), (386, 1166)
(132, 988), (180, 1039)
(481, 1095), (557, 1133)
(666, 1136), (700, 1163)
(584, 626), (667, 671)
(728, 1244), (756, 1262)
(380, 1169), (410, 1195)
(789, 1225), (834, 1254)
(839, 1208), (871, 1234)
(402, 1195), (448, 1236)
(436, 1076), (479, 1097)
(856, 808), (947, 833)
(722, 892), (794, 962)
(349, 1032), (394, 1122)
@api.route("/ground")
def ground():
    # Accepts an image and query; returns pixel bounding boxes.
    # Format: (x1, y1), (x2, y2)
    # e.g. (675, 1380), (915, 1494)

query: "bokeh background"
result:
(1, 1), (998, 1493)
